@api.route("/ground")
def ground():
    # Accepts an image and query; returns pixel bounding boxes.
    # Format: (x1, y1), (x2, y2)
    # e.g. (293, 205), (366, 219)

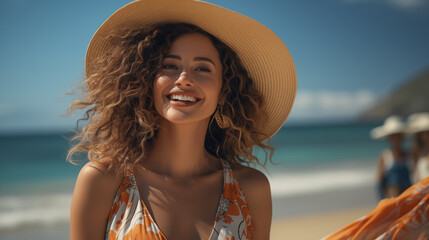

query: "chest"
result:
(135, 171), (224, 239)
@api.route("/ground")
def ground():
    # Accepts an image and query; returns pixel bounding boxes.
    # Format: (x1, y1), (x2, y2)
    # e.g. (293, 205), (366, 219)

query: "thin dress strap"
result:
(125, 163), (136, 186)
(211, 160), (254, 240)
(105, 164), (167, 240)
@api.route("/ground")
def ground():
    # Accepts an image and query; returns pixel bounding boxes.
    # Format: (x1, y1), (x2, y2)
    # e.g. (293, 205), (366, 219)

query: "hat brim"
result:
(370, 126), (405, 139)
(407, 125), (429, 134)
(86, 0), (297, 140)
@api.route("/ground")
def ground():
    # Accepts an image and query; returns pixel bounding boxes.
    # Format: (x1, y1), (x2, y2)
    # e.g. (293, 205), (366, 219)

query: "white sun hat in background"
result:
(370, 115), (407, 139)
(407, 112), (429, 134)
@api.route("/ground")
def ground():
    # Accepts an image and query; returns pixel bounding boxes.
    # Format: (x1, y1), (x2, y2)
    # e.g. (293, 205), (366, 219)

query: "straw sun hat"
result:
(407, 112), (429, 134)
(85, 0), (297, 140)
(370, 116), (407, 139)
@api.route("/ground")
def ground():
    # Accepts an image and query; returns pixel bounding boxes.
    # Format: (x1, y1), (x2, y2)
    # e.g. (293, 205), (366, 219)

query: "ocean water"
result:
(0, 123), (391, 231)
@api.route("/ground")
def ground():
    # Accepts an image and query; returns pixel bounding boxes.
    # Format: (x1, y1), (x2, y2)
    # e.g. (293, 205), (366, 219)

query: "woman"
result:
(370, 116), (412, 199)
(408, 112), (429, 183)
(68, 0), (297, 239)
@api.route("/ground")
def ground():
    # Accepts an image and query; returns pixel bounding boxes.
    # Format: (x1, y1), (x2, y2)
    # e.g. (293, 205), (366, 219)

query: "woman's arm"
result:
(233, 166), (272, 240)
(376, 154), (385, 184)
(70, 161), (121, 240)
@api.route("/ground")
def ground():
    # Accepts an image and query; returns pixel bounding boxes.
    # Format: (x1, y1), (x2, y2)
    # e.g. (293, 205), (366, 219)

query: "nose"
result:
(174, 71), (194, 87)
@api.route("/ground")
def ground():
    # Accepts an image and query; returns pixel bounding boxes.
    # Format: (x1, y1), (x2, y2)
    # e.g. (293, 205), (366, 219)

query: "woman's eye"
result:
(196, 67), (211, 72)
(163, 64), (177, 70)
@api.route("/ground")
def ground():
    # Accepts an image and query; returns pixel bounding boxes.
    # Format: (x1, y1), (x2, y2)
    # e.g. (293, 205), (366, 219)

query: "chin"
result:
(155, 103), (217, 125)
(161, 112), (212, 125)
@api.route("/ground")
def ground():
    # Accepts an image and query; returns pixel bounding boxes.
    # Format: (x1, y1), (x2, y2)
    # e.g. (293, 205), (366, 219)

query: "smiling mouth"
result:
(167, 94), (201, 103)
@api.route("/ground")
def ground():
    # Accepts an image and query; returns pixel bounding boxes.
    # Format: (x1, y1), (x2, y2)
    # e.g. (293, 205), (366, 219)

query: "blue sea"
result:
(0, 122), (393, 232)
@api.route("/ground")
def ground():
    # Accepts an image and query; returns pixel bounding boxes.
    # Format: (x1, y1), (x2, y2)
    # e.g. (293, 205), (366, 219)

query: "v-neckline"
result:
(132, 162), (227, 240)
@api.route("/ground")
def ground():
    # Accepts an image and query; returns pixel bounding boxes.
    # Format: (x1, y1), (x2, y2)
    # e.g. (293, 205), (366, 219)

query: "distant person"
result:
(370, 116), (412, 199)
(408, 112), (429, 183)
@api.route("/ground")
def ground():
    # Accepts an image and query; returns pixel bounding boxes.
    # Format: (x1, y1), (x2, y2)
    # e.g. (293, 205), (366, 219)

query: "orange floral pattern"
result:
(105, 167), (166, 240)
(212, 161), (254, 239)
(105, 161), (254, 240)
(324, 176), (429, 240)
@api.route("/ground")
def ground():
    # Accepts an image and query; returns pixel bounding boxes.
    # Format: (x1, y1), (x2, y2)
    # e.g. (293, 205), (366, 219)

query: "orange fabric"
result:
(106, 166), (166, 240)
(215, 162), (254, 238)
(324, 177), (429, 240)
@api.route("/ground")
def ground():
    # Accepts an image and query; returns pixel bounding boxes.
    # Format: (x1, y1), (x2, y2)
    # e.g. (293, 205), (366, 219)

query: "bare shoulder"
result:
(74, 160), (122, 195)
(73, 158), (123, 207)
(230, 164), (271, 212)
(231, 163), (270, 194)
(78, 159), (120, 183)
(70, 159), (122, 240)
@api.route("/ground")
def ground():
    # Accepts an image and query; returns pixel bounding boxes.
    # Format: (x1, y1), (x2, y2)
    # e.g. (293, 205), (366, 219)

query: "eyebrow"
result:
(165, 55), (216, 68)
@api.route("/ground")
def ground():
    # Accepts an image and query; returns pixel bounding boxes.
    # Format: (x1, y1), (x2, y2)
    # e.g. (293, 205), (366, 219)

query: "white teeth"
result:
(170, 94), (197, 102)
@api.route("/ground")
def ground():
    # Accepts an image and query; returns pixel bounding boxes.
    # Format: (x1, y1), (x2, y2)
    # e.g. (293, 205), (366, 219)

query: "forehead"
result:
(168, 33), (220, 59)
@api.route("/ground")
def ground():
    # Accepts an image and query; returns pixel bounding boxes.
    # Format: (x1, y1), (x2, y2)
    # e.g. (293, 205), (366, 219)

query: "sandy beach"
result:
(271, 207), (373, 240)
(268, 179), (378, 239)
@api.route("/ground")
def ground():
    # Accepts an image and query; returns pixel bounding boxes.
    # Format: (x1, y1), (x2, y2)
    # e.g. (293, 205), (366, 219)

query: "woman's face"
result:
(387, 133), (404, 148)
(419, 130), (429, 146)
(153, 33), (223, 125)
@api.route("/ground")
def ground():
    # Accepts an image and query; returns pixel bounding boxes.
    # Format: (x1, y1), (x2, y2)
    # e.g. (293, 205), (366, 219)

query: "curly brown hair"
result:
(67, 23), (273, 173)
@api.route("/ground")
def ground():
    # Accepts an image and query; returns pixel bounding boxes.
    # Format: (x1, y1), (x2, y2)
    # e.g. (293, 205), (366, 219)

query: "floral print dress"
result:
(105, 160), (254, 240)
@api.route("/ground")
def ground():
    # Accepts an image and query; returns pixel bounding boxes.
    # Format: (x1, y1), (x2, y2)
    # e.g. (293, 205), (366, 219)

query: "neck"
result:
(391, 146), (404, 159)
(390, 142), (402, 152)
(145, 118), (219, 179)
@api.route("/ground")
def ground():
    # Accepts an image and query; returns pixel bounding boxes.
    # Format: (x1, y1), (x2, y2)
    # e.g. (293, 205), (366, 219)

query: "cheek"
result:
(153, 77), (167, 109)
(153, 75), (166, 91)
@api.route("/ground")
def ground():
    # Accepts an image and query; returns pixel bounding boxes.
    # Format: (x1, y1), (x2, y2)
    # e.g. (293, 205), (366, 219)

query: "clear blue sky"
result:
(1, 0), (429, 133)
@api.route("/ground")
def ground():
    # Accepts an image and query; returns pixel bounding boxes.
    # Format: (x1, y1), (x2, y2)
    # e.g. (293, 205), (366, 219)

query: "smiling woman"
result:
(66, 0), (296, 240)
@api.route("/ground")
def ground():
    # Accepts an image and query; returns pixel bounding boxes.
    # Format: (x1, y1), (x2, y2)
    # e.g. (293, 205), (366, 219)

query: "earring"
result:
(214, 109), (229, 129)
